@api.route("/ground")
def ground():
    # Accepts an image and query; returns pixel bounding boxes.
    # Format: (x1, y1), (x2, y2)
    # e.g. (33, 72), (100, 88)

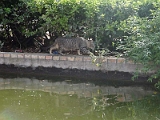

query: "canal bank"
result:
(0, 52), (150, 82)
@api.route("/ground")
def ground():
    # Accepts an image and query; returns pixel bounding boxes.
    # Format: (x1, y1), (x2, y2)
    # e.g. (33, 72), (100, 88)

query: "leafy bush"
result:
(0, 0), (43, 49)
(1, 0), (158, 51)
(118, 8), (160, 89)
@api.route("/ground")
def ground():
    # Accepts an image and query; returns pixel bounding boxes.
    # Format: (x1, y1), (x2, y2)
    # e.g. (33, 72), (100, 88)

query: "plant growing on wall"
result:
(90, 48), (109, 67)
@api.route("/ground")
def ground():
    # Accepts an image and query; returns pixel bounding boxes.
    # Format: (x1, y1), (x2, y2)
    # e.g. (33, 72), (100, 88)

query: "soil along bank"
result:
(0, 52), (150, 82)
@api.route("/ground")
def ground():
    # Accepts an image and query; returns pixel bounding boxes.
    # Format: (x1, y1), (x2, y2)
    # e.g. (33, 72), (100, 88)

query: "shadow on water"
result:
(0, 73), (160, 120)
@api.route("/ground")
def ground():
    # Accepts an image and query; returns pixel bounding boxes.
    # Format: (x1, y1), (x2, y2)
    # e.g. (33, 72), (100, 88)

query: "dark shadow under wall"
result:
(0, 64), (155, 87)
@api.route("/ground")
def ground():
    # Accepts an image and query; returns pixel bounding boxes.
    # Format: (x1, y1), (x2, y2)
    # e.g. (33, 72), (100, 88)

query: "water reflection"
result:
(0, 77), (160, 120)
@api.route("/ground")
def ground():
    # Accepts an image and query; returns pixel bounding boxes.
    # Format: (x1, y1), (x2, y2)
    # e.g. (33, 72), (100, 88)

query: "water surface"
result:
(0, 77), (159, 120)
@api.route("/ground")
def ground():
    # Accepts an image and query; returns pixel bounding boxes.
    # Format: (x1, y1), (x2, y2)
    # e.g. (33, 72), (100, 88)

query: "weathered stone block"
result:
(53, 56), (59, 61)
(18, 54), (24, 58)
(0, 53), (4, 57)
(11, 54), (17, 58)
(59, 56), (67, 61)
(75, 56), (83, 61)
(67, 56), (75, 61)
(83, 56), (91, 61)
(117, 58), (125, 64)
(39, 55), (45, 59)
(46, 55), (52, 60)
(107, 57), (117, 63)
(4, 53), (10, 58)
(25, 54), (31, 59)
(31, 55), (38, 59)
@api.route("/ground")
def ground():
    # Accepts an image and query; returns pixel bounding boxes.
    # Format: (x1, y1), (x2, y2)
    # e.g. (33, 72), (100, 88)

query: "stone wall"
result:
(0, 52), (140, 73)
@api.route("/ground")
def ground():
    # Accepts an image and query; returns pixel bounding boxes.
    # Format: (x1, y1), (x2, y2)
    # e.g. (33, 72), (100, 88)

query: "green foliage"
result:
(90, 48), (109, 67)
(40, 0), (95, 37)
(1, 0), (159, 50)
(118, 8), (160, 89)
(0, 0), (43, 49)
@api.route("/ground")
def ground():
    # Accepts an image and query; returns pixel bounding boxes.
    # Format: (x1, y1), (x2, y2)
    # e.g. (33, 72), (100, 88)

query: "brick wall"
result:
(0, 52), (141, 73)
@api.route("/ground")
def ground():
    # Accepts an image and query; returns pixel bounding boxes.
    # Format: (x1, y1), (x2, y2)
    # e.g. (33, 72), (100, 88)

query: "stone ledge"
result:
(59, 56), (67, 61)
(3, 53), (10, 58)
(107, 57), (117, 63)
(67, 56), (75, 61)
(18, 54), (25, 58)
(31, 55), (38, 59)
(53, 56), (59, 61)
(25, 54), (31, 59)
(0, 52), (141, 73)
(46, 55), (52, 60)
(117, 58), (125, 63)
(0, 53), (4, 57)
(39, 55), (46, 59)
(11, 54), (17, 58)
(83, 56), (91, 61)
(75, 56), (83, 61)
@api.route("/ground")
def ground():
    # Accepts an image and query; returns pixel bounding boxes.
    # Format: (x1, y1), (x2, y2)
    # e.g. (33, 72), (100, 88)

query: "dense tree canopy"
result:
(0, 0), (157, 50)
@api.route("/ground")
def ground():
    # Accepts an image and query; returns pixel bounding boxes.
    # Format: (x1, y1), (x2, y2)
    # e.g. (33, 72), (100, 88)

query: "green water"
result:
(0, 78), (160, 120)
